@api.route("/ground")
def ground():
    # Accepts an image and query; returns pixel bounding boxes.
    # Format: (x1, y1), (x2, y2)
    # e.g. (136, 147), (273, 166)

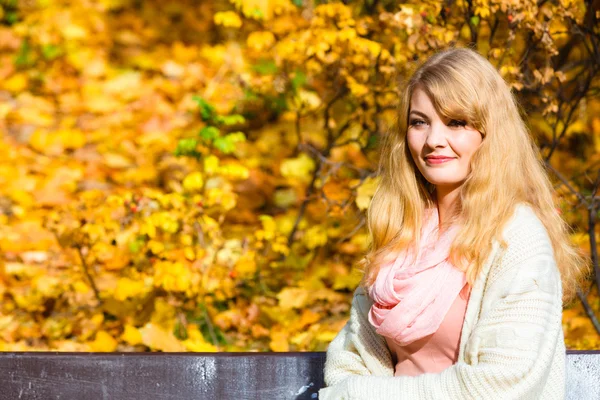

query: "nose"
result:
(424, 122), (447, 149)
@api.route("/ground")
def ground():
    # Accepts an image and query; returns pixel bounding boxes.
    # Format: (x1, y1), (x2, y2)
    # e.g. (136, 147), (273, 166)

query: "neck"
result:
(434, 185), (461, 227)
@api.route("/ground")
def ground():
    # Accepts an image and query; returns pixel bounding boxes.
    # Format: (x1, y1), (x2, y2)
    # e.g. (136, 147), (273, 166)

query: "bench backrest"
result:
(0, 351), (598, 399)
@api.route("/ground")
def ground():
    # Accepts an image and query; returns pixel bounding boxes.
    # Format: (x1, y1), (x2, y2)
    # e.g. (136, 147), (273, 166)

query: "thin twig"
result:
(76, 245), (102, 305)
(295, 110), (302, 152)
(203, 305), (220, 349)
(577, 289), (600, 335)
(194, 220), (206, 248)
(543, 160), (589, 207)
(286, 160), (322, 249)
(545, 68), (594, 161)
(335, 215), (366, 245)
(587, 176), (600, 291)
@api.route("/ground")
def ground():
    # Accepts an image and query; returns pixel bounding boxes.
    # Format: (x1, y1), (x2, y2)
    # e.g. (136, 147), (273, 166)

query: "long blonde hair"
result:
(361, 48), (586, 302)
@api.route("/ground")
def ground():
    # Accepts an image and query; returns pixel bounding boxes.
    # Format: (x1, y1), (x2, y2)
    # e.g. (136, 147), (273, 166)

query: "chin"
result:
(422, 176), (465, 188)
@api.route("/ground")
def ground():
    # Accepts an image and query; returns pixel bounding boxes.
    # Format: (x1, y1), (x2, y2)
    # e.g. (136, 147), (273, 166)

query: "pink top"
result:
(385, 283), (471, 376)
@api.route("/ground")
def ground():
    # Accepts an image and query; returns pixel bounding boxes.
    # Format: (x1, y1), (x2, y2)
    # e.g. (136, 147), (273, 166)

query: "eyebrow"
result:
(408, 110), (429, 119)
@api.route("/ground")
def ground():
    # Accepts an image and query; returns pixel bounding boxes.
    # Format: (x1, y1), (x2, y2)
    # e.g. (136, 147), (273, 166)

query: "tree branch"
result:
(577, 289), (600, 335)
(76, 245), (102, 306)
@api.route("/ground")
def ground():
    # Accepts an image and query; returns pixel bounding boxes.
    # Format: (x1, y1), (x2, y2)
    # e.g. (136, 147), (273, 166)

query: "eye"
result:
(448, 119), (467, 127)
(409, 119), (426, 127)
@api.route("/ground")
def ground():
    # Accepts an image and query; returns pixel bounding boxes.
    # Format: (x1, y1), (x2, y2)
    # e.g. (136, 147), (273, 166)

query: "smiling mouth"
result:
(425, 157), (455, 164)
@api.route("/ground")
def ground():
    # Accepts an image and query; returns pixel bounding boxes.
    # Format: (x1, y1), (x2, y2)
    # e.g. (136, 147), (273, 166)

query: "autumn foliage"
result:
(0, 0), (599, 352)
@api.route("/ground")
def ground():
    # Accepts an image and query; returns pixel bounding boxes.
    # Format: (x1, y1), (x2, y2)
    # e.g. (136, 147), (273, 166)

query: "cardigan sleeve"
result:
(322, 286), (394, 388)
(319, 232), (565, 400)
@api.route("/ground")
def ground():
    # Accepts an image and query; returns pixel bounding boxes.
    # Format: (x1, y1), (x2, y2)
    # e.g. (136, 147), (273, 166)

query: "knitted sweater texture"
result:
(319, 205), (565, 400)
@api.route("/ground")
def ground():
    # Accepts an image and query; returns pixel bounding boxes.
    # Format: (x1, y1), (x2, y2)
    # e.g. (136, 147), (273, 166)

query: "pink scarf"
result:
(368, 208), (467, 346)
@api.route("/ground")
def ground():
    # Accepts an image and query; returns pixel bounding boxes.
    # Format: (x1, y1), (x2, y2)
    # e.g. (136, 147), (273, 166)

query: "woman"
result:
(318, 48), (586, 400)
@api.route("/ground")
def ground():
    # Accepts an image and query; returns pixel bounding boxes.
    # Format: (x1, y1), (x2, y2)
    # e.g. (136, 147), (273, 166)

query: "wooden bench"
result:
(0, 351), (598, 399)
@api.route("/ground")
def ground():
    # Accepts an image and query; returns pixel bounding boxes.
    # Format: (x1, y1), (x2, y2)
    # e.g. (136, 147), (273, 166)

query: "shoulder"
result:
(500, 203), (554, 258)
(487, 203), (559, 289)
(503, 203), (550, 240)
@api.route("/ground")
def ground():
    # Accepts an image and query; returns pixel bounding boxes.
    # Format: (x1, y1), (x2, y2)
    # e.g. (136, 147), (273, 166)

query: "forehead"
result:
(409, 86), (437, 114)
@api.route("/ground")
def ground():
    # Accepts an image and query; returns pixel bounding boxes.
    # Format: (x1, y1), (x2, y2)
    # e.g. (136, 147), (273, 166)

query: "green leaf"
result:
(291, 71), (307, 92)
(215, 114), (246, 126)
(243, 88), (259, 101)
(470, 16), (480, 27)
(192, 95), (217, 122)
(128, 239), (144, 254)
(41, 44), (63, 60)
(213, 137), (233, 154)
(213, 132), (246, 154)
(14, 40), (34, 68)
(174, 138), (199, 157)
(267, 94), (288, 114)
(198, 126), (220, 142)
(251, 59), (278, 75)
(173, 320), (188, 340)
(5, 11), (19, 25)
(251, 8), (264, 19)
(366, 135), (378, 149)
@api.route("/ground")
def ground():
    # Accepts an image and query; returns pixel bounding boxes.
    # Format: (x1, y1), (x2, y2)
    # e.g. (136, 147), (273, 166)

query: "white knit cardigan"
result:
(319, 205), (565, 400)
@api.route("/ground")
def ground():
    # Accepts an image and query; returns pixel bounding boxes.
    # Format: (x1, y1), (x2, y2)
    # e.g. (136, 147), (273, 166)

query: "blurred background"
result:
(0, 0), (598, 352)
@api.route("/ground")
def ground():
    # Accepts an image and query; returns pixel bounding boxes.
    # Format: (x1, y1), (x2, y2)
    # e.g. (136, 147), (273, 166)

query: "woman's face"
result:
(406, 86), (483, 193)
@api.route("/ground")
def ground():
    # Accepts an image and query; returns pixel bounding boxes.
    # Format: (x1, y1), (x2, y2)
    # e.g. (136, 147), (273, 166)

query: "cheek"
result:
(406, 132), (423, 159)
(453, 133), (482, 159)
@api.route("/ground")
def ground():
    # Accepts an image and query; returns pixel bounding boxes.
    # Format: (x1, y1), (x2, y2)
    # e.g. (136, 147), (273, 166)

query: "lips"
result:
(425, 155), (455, 164)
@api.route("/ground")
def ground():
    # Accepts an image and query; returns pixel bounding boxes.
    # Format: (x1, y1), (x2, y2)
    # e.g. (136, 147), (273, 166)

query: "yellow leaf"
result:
(280, 153), (315, 182)
(333, 268), (362, 290)
(73, 280), (90, 294)
(323, 180), (351, 202)
(58, 129), (86, 150)
(316, 330), (338, 342)
(104, 72), (142, 99)
(34, 276), (61, 297)
(121, 324), (143, 346)
(214, 11), (243, 28)
(247, 31), (275, 51)
(298, 309), (321, 328)
(183, 172), (205, 193)
(203, 155), (220, 175)
(303, 225), (328, 250)
(60, 23), (88, 40)
(161, 60), (185, 78)
(3, 73), (28, 92)
(355, 176), (380, 210)
(346, 76), (369, 97)
(356, 38), (381, 57)
(269, 330), (289, 352)
(114, 277), (148, 301)
(29, 130), (63, 156)
(218, 163), (250, 180)
(148, 239), (165, 255)
(103, 152), (132, 169)
(89, 330), (118, 352)
(184, 247), (196, 261)
(138, 323), (185, 352)
(290, 89), (322, 112)
(154, 261), (191, 292)
(140, 220), (157, 239)
(234, 251), (257, 275)
(182, 325), (217, 352)
(277, 287), (309, 310)
(3, 262), (36, 278)
(85, 94), (122, 113)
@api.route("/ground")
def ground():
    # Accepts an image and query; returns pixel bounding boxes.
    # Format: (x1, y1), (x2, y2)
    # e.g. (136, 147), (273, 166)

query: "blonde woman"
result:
(318, 48), (586, 400)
